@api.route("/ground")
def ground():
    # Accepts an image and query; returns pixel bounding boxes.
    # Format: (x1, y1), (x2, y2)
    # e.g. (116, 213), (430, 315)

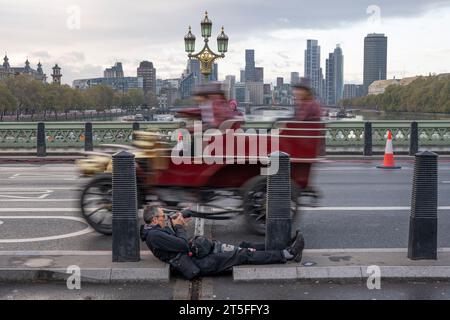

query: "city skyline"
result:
(1, 0), (450, 85)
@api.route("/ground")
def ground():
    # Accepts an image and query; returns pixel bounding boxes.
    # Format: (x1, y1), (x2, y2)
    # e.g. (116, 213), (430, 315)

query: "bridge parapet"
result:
(1, 120), (450, 154)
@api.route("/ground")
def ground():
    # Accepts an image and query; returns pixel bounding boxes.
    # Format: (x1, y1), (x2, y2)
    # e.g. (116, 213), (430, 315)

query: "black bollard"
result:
(84, 122), (93, 152)
(266, 151), (292, 251)
(112, 151), (140, 262)
(409, 121), (419, 156)
(133, 122), (140, 131)
(364, 121), (372, 156)
(408, 151), (438, 260)
(36, 122), (46, 157)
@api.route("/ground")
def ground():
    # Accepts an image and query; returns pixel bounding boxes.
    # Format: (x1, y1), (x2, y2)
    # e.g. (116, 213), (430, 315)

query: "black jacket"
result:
(140, 223), (190, 263)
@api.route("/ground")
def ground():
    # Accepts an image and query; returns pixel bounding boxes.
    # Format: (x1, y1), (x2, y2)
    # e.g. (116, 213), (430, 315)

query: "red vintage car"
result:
(76, 119), (325, 235)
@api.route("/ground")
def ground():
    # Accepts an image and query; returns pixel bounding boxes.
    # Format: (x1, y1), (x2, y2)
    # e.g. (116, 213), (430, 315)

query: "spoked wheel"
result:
(242, 176), (299, 235)
(80, 174), (113, 235)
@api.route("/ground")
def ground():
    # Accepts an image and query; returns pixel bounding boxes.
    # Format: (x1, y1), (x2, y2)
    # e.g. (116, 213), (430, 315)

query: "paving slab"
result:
(233, 249), (450, 282)
(0, 251), (169, 283)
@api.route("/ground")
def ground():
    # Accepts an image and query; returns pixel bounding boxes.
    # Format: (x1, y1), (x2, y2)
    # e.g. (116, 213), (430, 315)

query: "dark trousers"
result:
(192, 242), (286, 276)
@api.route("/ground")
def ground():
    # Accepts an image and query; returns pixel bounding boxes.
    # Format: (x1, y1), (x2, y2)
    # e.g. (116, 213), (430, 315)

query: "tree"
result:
(0, 82), (16, 121)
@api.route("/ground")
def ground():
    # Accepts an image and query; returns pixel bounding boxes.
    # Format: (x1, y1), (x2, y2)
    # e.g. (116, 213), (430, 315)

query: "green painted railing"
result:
(1, 120), (450, 151)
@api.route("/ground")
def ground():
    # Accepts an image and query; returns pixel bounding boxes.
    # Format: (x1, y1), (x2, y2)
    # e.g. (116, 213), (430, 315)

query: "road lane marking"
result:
(0, 251), (153, 256)
(0, 190), (53, 200)
(0, 187), (76, 190)
(304, 248), (450, 253)
(0, 220), (3, 226)
(0, 199), (79, 202)
(0, 208), (79, 212)
(8, 173), (78, 181)
(302, 206), (450, 211)
(0, 216), (93, 243)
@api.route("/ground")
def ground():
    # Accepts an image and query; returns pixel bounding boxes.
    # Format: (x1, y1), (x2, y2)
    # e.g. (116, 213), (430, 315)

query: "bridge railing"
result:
(1, 120), (450, 154)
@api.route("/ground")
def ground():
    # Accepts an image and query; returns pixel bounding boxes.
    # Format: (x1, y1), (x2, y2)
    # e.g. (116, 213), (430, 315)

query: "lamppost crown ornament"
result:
(201, 11), (212, 38)
(185, 11), (229, 83)
(217, 26), (229, 53)
(184, 26), (196, 53)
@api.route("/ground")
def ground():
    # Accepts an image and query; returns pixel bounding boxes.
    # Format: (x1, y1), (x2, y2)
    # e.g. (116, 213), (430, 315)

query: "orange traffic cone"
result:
(377, 130), (401, 169)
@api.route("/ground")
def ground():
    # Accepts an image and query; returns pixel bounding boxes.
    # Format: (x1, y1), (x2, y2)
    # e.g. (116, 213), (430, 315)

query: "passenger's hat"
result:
(291, 77), (312, 90)
(193, 82), (224, 96)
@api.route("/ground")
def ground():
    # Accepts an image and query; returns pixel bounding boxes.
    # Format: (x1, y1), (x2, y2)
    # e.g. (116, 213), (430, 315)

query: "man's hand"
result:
(170, 212), (191, 226)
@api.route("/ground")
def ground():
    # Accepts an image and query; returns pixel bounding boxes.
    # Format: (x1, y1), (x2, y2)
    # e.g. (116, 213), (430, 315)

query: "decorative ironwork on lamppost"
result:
(184, 11), (228, 83)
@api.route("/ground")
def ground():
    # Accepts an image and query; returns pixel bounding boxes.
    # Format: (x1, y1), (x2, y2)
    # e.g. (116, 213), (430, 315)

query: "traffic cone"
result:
(377, 130), (401, 169)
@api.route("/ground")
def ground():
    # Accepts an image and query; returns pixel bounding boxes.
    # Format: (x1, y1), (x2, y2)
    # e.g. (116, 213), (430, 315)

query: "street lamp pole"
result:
(184, 11), (229, 84)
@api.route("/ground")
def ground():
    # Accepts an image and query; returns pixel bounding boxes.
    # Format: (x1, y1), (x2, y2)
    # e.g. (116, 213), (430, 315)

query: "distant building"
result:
(290, 72), (300, 85)
(179, 60), (217, 98)
(0, 55), (47, 82)
(223, 75), (236, 100)
(51, 64), (62, 85)
(240, 69), (245, 83)
(137, 61), (156, 95)
(368, 76), (418, 95)
(276, 77), (284, 88)
(73, 77), (143, 92)
(104, 62), (124, 78)
(255, 67), (264, 83)
(305, 39), (323, 101)
(245, 49), (255, 82)
(235, 82), (250, 104)
(325, 45), (344, 106)
(363, 33), (388, 94)
(246, 82), (264, 105)
(263, 83), (272, 105)
(343, 84), (365, 100)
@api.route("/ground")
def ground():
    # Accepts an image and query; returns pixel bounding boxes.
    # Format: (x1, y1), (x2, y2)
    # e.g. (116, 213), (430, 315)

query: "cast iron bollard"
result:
(266, 151), (292, 251)
(112, 151), (140, 262)
(84, 122), (93, 152)
(364, 121), (372, 156)
(409, 121), (419, 156)
(133, 122), (140, 131)
(408, 151), (438, 260)
(37, 122), (46, 157)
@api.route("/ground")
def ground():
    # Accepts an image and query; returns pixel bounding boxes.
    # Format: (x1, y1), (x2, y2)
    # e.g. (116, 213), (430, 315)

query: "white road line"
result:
(303, 206), (450, 211)
(0, 187), (77, 190)
(0, 208), (79, 212)
(0, 199), (79, 202)
(0, 216), (93, 243)
(304, 248), (450, 253)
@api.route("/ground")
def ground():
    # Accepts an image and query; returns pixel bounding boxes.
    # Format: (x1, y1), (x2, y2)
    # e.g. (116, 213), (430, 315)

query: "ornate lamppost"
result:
(184, 11), (229, 83)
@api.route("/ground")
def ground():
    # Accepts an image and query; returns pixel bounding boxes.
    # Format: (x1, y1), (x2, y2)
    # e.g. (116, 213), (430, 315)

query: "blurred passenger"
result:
(291, 77), (322, 121)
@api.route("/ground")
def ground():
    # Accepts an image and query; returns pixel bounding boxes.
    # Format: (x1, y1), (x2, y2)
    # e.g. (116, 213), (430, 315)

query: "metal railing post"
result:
(364, 121), (372, 156)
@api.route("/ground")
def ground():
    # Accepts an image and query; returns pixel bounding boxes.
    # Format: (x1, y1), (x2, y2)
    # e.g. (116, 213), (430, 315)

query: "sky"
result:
(1, 0), (450, 86)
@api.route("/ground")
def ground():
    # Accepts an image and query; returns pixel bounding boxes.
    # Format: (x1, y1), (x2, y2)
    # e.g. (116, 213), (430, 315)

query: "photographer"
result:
(140, 205), (305, 280)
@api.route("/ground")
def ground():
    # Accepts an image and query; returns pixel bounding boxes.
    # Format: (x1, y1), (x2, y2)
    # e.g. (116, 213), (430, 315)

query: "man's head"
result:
(143, 205), (165, 228)
(292, 77), (314, 102)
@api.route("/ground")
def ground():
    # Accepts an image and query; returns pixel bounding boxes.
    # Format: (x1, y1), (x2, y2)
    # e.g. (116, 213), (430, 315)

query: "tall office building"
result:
(223, 75), (236, 100)
(255, 67), (264, 83)
(245, 49), (256, 82)
(246, 82), (264, 105)
(240, 70), (245, 83)
(276, 77), (284, 88)
(290, 72), (300, 85)
(363, 33), (387, 94)
(137, 61), (156, 94)
(304, 40), (322, 99)
(235, 82), (250, 104)
(325, 45), (344, 106)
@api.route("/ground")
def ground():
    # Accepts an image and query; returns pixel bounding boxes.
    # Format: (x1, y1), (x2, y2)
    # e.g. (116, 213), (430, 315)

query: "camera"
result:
(166, 208), (193, 219)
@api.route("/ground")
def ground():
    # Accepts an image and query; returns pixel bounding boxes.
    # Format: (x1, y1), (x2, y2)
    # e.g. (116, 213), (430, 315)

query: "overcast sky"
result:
(1, 0), (450, 85)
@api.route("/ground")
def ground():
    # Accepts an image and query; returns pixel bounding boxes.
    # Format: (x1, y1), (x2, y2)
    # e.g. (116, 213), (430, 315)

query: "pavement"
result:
(1, 160), (450, 286)
(0, 251), (169, 283)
